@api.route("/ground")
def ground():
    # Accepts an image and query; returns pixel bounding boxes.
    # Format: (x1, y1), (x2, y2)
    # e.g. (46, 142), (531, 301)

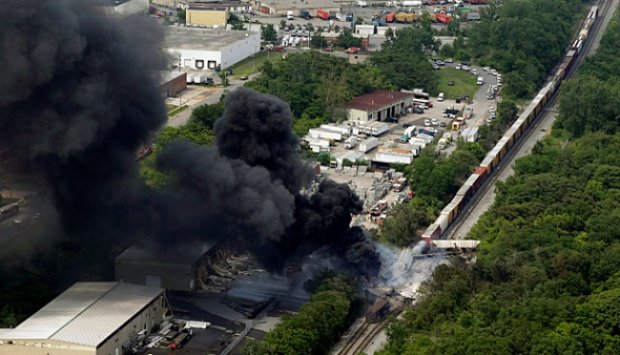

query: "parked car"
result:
(431, 118), (439, 126)
(438, 92), (445, 101)
(346, 47), (361, 54)
(403, 122), (413, 128)
(239, 75), (249, 80)
(455, 63), (462, 70)
(424, 119), (431, 126)
(445, 58), (453, 63)
(439, 121), (447, 127)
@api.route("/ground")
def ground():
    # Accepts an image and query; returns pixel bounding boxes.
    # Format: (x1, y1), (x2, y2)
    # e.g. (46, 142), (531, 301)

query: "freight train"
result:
(421, 4), (600, 243)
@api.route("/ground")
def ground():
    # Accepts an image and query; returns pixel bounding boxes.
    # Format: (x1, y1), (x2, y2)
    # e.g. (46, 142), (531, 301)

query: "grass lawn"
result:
(230, 50), (284, 78)
(436, 67), (478, 100)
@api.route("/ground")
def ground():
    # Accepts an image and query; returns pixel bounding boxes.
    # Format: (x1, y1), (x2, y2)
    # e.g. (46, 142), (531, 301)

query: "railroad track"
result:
(337, 320), (386, 355)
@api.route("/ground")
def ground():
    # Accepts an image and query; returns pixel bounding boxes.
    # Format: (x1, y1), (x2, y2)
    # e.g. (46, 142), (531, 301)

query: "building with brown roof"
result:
(347, 90), (414, 122)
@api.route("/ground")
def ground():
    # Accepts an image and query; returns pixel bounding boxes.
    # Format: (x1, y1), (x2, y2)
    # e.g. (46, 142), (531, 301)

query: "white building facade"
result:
(166, 28), (261, 70)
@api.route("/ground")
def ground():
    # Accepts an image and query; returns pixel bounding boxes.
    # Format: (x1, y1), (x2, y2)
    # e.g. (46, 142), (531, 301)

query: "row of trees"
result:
(377, 9), (620, 354)
(243, 274), (361, 354)
(457, 0), (582, 99)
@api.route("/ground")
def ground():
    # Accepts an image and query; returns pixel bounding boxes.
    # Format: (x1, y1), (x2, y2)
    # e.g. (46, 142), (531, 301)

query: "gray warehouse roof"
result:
(117, 242), (216, 265)
(0, 282), (163, 347)
(165, 27), (258, 51)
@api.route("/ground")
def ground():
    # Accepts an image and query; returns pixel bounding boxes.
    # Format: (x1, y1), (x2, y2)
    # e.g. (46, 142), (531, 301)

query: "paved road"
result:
(167, 75), (257, 127)
(448, 0), (619, 241)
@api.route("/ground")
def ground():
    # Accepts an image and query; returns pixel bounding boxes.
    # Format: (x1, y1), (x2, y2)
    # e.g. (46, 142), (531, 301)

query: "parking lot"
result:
(320, 62), (502, 225)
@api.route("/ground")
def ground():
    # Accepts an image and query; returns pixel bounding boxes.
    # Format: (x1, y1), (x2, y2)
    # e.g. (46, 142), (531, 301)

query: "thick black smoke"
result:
(0, 0), (167, 240)
(155, 141), (295, 244)
(157, 89), (379, 274)
(1, 0), (379, 276)
(214, 88), (314, 192)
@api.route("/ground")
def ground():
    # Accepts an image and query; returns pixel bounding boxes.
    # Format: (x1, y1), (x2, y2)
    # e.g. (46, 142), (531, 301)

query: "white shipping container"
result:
(374, 147), (416, 164)
(320, 124), (351, 137)
(358, 137), (379, 153)
(308, 128), (343, 141)
(304, 137), (331, 149)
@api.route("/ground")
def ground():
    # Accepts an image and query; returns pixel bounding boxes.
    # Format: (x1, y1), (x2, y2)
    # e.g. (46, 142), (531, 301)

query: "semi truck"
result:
(344, 136), (357, 149)
(317, 9), (330, 20)
(300, 9), (312, 19)
(358, 137), (379, 153)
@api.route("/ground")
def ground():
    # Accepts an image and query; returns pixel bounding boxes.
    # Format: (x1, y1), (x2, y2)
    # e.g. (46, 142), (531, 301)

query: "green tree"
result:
(337, 31), (358, 48)
(176, 9), (186, 24)
(261, 23), (277, 42)
(310, 35), (328, 49)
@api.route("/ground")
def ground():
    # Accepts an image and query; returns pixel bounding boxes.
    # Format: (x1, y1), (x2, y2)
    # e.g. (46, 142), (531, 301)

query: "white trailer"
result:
(308, 128), (343, 141)
(408, 137), (427, 148)
(374, 147), (417, 164)
(358, 122), (389, 137)
(304, 137), (330, 149)
(320, 124), (351, 137)
(358, 137), (379, 153)
(462, 127), (479, 142)
(401, 0), (422, 6)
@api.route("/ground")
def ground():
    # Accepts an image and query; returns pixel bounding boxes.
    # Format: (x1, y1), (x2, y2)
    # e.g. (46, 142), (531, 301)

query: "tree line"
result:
(376, 8), (620, 354)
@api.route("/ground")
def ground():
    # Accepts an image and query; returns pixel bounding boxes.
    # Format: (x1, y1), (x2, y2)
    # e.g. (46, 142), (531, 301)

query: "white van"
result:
(476, 76), (484, 85)
(438, 92), (445, 101)
(287, 11), (294, 20)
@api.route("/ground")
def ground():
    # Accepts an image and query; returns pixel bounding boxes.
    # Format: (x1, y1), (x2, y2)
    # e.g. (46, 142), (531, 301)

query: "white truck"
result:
(287, 10), (294, 20)
(357, 0), (368, 7)
(344, 136), (357, 149)
(358, 137), (379, 153)
(308, 128), (343, 141)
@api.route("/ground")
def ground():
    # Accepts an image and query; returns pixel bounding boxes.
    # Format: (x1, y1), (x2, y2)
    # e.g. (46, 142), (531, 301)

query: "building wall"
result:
(220, 31), (261, 69)
(186, 8), (229, 27)
(161, 73), (187, 98)
(116, 259), (195, 292)
(355, 24), (375, 36)
(349, 108), (371, 122)
(168, 48), (223, 70)
(151, 0), (177, 8)
(114, 0), (149, 16)
(348, 99), (410, 122)
(97, 294), (166, 355)
(0, 340), (93, 355)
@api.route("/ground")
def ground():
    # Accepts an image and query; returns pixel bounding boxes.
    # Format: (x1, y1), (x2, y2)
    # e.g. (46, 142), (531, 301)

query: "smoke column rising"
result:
(0, 0), (167, 241)
(0, 0), (380, 275)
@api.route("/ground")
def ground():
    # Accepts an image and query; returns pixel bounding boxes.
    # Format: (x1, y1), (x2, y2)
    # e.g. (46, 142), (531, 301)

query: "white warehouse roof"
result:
(0, 282), (163, 347)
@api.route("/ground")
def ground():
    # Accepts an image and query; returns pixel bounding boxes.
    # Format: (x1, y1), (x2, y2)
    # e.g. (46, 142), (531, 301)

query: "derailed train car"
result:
(421, 4), (600, 242)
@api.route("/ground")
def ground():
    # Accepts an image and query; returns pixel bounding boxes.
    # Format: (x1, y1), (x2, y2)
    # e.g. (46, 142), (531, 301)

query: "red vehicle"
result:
(317, 9), (330, 20)
(384, 12), (396, 23)
(346, 47), (361, 54)
(436, 13), (452, 24)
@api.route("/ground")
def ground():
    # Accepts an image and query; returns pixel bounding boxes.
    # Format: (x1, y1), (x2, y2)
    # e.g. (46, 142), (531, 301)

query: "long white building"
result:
(165, 27), (261, 70)
(0, 282), (168, 355)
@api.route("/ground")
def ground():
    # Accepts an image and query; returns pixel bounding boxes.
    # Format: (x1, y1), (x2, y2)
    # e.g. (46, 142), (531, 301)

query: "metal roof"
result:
(0, 282), (163, 347)
(347, 90), (413, 111)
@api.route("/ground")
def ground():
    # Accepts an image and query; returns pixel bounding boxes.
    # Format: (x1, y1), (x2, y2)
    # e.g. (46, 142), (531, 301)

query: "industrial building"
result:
(347, 90), (414, 122)
(96, 0), (149, 16)
(254, 0), (340, 16)
(115, 242), (219, 292)
(0, 282), (168, 355)
(165, 27), (261, 70)
(160, 70), (187, 98)
(186, 5), (229, 27)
